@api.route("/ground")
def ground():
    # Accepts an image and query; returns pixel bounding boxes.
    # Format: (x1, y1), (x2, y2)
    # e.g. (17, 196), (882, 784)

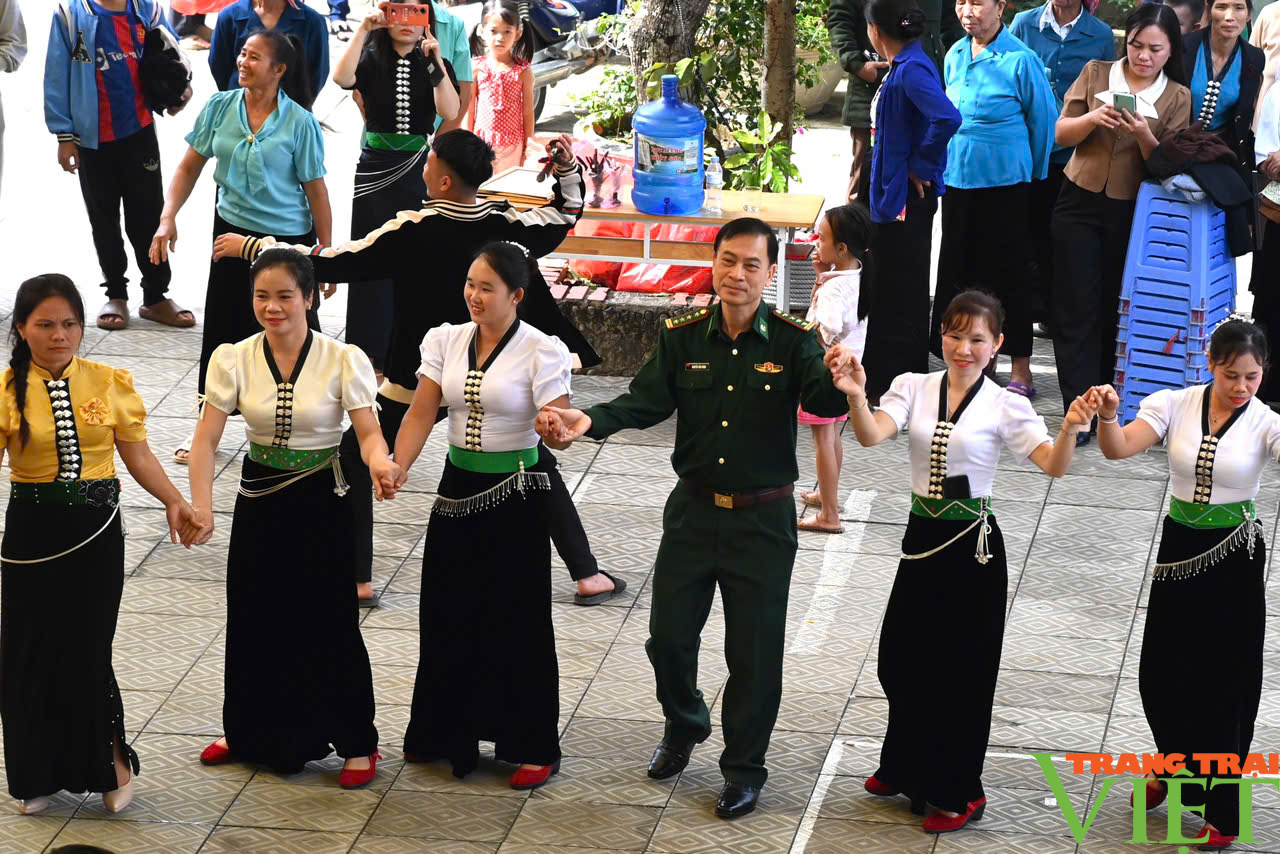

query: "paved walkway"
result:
(2, 8), (1279, 854)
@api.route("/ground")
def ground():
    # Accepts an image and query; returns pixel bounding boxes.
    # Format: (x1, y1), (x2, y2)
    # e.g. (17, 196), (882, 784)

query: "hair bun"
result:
(900, 7), (927, 38)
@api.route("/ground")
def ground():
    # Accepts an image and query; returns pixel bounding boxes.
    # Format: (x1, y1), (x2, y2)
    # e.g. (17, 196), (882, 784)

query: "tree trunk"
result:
(628, 0), (713, 100)
(762, 0), (797, 144)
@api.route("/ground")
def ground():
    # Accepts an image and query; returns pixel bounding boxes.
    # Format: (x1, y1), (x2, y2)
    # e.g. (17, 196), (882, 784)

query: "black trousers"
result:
(1252, 218), (1280, 402)
(341, 395), (599, 584)
(862, 188), (937, 402)
(1050, 179), (1136, 412)
(76, 124), (171, 304)
(1028, 163), (1066, 322)
(932, 183), (1033, 359)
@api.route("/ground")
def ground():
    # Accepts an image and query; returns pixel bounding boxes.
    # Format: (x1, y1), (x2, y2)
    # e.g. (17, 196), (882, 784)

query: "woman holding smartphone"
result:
(1049, 2), (1190, 446)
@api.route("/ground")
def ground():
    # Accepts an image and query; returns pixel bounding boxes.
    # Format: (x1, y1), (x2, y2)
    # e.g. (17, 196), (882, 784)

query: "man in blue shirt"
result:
(208, 0), (328, 100)
(1011, 0), (1114, 332)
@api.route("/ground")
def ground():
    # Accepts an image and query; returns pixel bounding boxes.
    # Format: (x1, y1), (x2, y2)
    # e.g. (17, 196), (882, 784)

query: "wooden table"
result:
(548, 190), (825, 308)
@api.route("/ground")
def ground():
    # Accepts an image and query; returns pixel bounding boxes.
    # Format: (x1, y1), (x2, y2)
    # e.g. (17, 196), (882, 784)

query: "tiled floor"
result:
(4, 329), (1280, 853)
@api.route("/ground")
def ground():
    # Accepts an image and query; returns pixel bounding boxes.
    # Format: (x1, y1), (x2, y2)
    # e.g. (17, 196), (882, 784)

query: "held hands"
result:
(211, 233), (248, 262)
(149, 218), (178, 264)
(1086, 384), (1121, 420)
(535, 406), (592, 445)
(825, 345), (867, 399)
(167, 500), (209, 548)
(1063, 394), (1098, 435)
(57, 141), (80, 173)
(186, 506), (217, 547)
(370, 456), (403, 501)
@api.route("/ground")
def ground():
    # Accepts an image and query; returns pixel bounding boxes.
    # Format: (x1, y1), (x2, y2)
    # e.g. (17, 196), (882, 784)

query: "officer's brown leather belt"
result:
(680, 480), (795, 510)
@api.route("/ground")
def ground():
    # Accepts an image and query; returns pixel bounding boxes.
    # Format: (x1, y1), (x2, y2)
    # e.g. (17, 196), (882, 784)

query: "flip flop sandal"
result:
(358, 593), (381, 608)
(800, 490), (823, 508)
(97, 299), (129, 330)
(139, 299), (197, 328)
(573, 570), (627, 606)
(797, 517), (844, 534)
(1005, 380), (1038, 399)
(173, 435), (193, 465)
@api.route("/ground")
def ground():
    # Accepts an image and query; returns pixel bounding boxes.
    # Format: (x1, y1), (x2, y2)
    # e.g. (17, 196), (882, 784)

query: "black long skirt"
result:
(346, 146), (429, 372)
(198, 214), (320, 396)
(875, 511), (1007, 813)
(223, 457), (378, 771)
(0, 497), (138, 799)
(1140, 517), (1266, 836)
(404, 455), (561, 770)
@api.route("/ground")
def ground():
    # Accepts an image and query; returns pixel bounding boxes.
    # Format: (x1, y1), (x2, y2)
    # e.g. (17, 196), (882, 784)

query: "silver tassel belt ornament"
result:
(238, 452), (350, 498)
(432, 460), (551, 518)
(1153, 517), (1263, 581)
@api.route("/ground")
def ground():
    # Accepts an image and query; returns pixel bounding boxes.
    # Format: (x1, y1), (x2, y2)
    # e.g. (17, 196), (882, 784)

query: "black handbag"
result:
(140, 26), (192, 115)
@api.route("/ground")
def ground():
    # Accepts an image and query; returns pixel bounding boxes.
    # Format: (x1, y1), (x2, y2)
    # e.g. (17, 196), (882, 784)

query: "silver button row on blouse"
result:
(271, 382), (295, 448)
(926, 420), (954, 499)
(1197, 79), (1221, 126)
(463, 370), (485, 451)
(395, 57), (412, 133)
(1192, 434), (1218, 504)
(47, 379), (82, 481)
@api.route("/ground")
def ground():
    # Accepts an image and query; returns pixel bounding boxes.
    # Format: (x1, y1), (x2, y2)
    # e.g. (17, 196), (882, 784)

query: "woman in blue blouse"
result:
(209, 0), (329, 107)
(1184, 0), (1266, 183)
(149, 30), (332, 461)
(930, 0), (1057, 398)
(860, 0), (963, 403)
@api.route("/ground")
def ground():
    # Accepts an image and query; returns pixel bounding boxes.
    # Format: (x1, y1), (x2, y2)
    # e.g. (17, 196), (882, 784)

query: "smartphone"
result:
(381, 2), (432, 27)
(941, 475), (971, 500)
(1112, 92), (1138, 115)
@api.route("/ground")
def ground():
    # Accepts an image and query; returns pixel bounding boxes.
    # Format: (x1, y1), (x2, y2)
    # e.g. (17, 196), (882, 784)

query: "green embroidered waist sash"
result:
(910, 493), (994, 521)
(361, 131), (429, 152)
(10, 478), (120, 506)
(1168, 496), (1258, 529)
(249, 443), (338, 472)
(447, 445), (539, 474)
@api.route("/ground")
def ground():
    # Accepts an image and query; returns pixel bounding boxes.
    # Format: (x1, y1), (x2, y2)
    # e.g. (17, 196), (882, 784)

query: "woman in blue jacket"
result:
(209, 0), (327, 105)
(860, 0), (962, 404)
(931, 0), (1057, 398)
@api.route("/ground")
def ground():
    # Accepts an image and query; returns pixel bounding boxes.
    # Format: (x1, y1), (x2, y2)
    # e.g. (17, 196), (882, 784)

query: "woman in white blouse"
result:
(187, 248), (400, 789)
(1252, 68), (1280, 402)
(391, 241), (572, 791)
(1091, 320), (1277, 850)
(828, 289), (1094, 833)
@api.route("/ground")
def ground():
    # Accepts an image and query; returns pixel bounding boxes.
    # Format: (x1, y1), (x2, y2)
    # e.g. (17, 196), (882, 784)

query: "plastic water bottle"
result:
(632, 74), (706, 216)
(704, 155), (723, 214)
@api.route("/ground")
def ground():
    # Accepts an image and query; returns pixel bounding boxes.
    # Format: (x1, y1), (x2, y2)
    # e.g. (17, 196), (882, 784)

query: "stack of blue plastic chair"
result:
(1113, 181), (1236, 424)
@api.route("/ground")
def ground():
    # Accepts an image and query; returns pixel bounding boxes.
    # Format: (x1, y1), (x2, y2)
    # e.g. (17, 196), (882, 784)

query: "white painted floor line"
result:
(790, 739), (846, 853)
(787, 489), (875, 655)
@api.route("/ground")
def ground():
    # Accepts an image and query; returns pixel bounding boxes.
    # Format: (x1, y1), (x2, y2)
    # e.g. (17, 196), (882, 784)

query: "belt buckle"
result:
(713, 492), (734, 509)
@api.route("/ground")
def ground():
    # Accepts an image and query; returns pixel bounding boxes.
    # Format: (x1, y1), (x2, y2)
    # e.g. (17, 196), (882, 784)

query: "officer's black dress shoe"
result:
(715, 781), (761, 818)
(647, 728), (712, 780)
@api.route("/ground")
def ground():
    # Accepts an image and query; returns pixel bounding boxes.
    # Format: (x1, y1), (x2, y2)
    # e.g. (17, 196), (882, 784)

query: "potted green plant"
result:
(722, 111), (801, 193)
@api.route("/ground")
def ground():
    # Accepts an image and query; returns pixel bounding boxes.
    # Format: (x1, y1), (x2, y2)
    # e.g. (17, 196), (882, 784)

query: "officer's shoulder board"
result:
(772, 308), (815, 332)
(665, 307), (709, 330)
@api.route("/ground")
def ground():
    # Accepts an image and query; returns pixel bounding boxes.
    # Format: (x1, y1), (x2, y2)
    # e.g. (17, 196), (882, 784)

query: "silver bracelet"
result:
(1098, 413), (1118, 424)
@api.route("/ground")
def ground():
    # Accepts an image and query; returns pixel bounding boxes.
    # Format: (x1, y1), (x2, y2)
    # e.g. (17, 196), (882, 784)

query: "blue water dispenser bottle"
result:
(632, 74), (706, 216)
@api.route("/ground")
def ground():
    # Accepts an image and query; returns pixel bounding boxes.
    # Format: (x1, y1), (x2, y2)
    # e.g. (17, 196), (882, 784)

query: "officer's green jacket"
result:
(582, 301), (849, 491)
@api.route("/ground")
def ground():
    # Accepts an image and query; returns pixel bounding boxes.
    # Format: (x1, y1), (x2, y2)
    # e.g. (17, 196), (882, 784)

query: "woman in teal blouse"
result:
(930, 0), (1057, 399)
(149, 29), (332, 461)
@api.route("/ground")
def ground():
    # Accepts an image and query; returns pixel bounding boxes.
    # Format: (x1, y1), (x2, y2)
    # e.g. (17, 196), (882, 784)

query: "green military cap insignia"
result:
(665, 307), (709, 330)
(772, 308), (815, 331)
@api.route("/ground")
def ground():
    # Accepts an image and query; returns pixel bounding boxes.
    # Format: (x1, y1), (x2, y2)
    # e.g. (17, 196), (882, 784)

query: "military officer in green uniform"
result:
(536, 218), (853, 818)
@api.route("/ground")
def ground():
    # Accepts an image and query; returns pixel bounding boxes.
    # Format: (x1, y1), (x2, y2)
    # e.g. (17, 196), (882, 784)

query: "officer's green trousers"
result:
(646, 483), (797, 788)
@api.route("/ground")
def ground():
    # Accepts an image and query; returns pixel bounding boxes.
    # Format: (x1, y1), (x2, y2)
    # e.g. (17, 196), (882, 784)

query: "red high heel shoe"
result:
(1129, 778), (1168, 810)
(200, 740), (233, 766)
(864, 775), (900, 797)
(510, 759), (560, 790)
(339, 752), (382, 789)
(1196, 826), (1237, 850)
(921, 797), (987, 833)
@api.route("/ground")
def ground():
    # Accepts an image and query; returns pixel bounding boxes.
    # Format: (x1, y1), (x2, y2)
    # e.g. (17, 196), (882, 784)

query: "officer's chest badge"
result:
(754, 362), (784, 373)
(684, 362), (710, 371)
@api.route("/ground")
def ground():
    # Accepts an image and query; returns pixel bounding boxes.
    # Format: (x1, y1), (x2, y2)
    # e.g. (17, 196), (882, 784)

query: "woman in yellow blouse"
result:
(0, 275), (201, 816)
